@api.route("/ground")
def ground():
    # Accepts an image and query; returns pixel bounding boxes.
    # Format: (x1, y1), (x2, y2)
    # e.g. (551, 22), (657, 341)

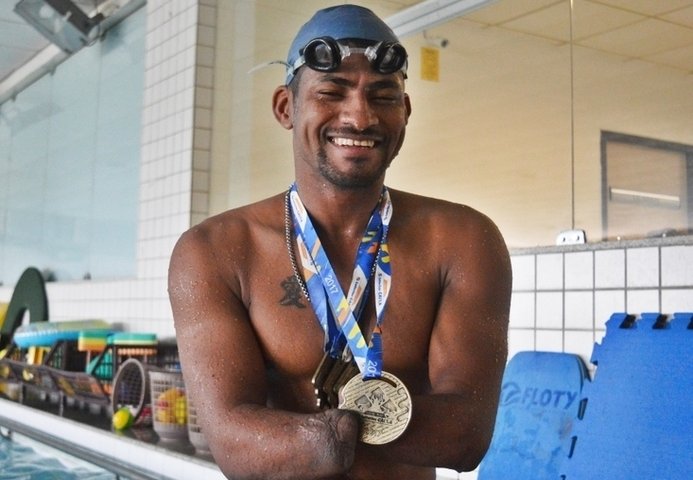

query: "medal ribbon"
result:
(289, 184), (392, 379)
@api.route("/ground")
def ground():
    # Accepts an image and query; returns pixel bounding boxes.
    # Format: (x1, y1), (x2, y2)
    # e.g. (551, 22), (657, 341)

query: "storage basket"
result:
(149, 369), (188, 441)
(187, 395), (210, 454)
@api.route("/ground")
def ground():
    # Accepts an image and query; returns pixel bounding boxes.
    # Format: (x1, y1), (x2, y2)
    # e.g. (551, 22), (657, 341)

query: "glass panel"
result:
(210, 0), (693, 248)
(391, 0), (574, 248)
(0, 8), (144, 284)
(572, 0), (693, 243)
(602, 132), (692, 240)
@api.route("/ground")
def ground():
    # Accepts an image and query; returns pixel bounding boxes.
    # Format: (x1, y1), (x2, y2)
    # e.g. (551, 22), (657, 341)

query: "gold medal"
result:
(338, 371), (412, 445)
(312, 353), (336, 409)
(313, 349), (360, 409)
(330, 361), (359, 408)
(321, 359), (351, 408)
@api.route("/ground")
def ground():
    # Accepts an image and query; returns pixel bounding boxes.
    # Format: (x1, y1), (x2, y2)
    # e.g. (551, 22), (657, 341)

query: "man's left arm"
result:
(370, 208), (512, 472)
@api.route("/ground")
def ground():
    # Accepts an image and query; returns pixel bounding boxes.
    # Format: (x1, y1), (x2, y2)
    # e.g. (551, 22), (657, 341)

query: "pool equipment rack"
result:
(0, 334), (178, 417)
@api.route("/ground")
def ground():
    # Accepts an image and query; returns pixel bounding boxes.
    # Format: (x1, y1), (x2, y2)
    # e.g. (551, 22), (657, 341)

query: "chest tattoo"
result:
(279, 275), (307, 308)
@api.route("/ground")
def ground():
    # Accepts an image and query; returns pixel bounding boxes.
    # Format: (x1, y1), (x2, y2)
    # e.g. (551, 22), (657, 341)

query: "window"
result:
(602, 131), (693, 240)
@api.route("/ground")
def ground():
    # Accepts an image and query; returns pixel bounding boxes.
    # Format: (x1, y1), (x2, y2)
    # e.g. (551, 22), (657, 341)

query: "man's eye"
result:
(318, 90), (343, 99)
(372, 93), (399, 104)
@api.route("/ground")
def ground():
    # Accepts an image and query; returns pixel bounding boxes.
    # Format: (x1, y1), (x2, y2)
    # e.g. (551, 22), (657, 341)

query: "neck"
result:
(286, 183), (389, 295)
(293, 180), (384, 237)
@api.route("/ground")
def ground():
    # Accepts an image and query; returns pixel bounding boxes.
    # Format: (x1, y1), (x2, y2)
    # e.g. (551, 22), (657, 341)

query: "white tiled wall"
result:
(626, 247), (659, 287)
(594, 249), (624, 288)
(565, 251), (593, 289)
(536, 253), (563, 290)
(509, 242), (693, 368)
(0, 0), (216, 337)
(662, 245), (693, 285)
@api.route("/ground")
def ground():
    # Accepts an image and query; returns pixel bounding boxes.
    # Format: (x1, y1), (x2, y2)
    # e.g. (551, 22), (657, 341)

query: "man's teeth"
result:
(332, 137), (375, 148)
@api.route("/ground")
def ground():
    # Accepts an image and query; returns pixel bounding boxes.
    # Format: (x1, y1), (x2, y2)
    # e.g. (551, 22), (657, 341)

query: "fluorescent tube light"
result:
(386, 0), (499, 38)
(609, 187), (681, 208)
(14, 0), (104, 53)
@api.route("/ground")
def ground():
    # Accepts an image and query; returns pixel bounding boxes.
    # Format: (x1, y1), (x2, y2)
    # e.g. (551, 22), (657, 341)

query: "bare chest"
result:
(245, 246), (438, 394)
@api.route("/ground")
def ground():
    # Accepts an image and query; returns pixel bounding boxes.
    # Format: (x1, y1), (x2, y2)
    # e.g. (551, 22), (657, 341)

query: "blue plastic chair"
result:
(478, 350), (589, 480)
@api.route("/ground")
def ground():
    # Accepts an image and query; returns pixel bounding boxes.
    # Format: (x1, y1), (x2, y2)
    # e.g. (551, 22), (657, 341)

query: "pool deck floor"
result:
(0, 389), (224, 480)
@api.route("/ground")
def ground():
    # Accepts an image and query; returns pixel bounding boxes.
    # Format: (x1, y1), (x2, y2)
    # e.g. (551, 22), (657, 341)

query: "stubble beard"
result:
(316, 146), (390, 190)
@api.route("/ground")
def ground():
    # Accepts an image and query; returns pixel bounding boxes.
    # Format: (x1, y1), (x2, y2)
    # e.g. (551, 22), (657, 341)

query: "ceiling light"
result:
(386, 0), (499, 38)
(14, 0), (105, 53)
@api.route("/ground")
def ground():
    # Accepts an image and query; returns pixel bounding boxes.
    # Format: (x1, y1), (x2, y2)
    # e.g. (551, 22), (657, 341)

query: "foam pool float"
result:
(78, 330), (111, 352)
(13, 319), (111, 348)
(108, 332), (157, 346)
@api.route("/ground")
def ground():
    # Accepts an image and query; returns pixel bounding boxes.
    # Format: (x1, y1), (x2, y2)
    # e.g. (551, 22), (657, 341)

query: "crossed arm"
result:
(169, 225), (359, 479)
(168, 212), (511, 479)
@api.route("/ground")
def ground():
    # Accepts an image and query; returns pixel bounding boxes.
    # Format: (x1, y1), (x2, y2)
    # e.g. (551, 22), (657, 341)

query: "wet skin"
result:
(169, 55), (512, 480)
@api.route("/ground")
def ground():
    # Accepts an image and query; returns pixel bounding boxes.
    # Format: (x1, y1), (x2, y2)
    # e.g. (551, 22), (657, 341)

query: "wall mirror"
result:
(210, 0), (693, 248)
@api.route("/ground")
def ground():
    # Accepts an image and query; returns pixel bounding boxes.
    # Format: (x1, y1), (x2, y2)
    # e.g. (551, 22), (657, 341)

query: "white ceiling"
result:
(0, 1), (48, 83)
(1, 0), (692, 86)
(0, 0), (121, 83)
(465, 0), (693, 73)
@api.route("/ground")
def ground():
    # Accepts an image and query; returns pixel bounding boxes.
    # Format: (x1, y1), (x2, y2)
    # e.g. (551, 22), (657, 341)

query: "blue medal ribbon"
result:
(289, 183), (393, 379)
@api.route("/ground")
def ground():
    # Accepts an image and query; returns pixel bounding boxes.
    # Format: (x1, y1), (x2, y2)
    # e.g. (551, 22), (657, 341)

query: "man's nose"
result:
(339, 93), (378, 131)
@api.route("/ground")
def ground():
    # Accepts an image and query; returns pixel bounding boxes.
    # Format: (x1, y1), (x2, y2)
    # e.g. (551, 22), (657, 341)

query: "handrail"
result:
(0, 397), (224, 480)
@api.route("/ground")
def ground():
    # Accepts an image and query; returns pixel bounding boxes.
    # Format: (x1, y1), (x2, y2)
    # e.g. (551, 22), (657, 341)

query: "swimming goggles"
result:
(289, 37), (408, 79)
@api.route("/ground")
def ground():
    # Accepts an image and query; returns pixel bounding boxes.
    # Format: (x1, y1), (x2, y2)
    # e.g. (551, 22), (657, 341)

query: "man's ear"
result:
(404, 93), (412, 124)
(272, 85), (293, 130)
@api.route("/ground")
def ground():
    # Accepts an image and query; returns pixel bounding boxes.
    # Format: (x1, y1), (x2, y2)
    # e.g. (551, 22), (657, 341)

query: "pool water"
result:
(0, 431), (123, 480)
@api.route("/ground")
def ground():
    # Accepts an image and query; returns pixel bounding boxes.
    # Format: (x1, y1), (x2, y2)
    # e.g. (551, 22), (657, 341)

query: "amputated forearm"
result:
(206, 404), (359, 480)
(363, 393), (497, 473)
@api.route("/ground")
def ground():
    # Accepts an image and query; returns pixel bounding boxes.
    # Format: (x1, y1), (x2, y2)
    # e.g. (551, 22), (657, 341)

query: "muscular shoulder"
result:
(390, 189), (502, 245)
(169, 194), (285, 293)
(181, 194), (282, 246)
(389, 189), (510, 292)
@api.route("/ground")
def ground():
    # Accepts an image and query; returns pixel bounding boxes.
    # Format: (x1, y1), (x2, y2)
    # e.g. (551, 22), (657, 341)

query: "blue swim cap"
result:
(286, 4), (400, 84)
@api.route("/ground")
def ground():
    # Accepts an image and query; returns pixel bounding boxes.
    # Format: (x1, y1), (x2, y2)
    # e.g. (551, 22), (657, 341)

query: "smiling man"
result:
(169, 5), (512, 480)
